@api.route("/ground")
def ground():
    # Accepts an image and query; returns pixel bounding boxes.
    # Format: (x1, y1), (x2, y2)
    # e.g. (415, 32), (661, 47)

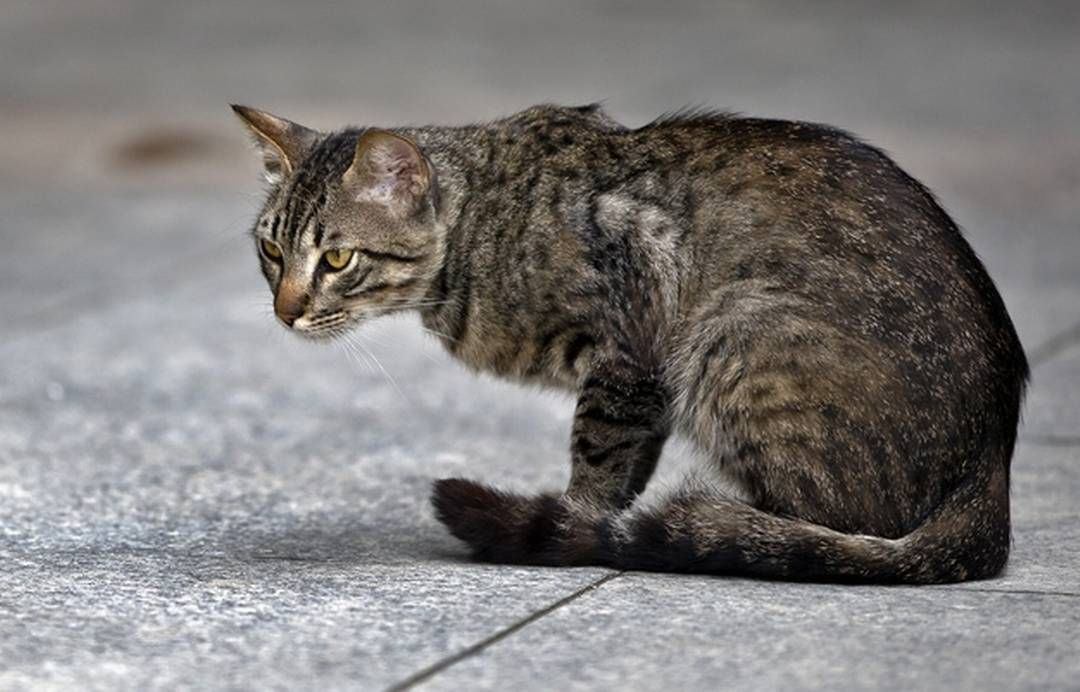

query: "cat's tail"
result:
(431, 458), (1010, 584)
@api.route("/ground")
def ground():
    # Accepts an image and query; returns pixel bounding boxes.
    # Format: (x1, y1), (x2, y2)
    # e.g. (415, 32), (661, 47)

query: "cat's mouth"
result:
(288, 311), (352, 341)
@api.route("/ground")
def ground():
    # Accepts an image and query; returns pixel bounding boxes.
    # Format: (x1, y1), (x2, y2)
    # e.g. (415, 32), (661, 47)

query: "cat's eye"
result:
(323, 249), (355, 271)
(260, 239), (283, 260)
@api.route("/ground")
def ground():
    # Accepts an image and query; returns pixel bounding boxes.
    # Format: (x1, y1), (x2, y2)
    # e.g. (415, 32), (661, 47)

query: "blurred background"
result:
(2, 0), (1077, 344)
(2, 2), (1079, 689)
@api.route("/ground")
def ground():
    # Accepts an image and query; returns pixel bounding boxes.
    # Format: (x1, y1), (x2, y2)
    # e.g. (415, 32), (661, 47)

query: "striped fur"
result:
(235, 104), (1028, 583)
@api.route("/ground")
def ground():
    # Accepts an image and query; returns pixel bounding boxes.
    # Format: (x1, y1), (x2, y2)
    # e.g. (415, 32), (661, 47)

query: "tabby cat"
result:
(233, 103), (1027, 583)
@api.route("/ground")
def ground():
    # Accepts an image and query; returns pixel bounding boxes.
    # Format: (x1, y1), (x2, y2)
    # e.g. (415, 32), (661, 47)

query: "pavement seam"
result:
(1027, 319), (1080, 368)
(1021, 434), (1080, 447)
(938, 586), (1080, 598)
(385, 571), (622, 691)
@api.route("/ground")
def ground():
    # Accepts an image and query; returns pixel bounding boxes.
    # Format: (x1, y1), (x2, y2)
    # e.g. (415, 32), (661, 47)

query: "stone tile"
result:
(0, 250), (605, 690)
(0, 554), (610, 691)
(429, 574), (1080, 692)
(0, 248), (579, 565)
(418, 439), (1080, 691)
(1011, 442), (1080, 523)
(0, 190), (256, 337)
(958, 210), (1080, 358)
(987, 443), (1080, 595)
(1023, 345), (1080, 438)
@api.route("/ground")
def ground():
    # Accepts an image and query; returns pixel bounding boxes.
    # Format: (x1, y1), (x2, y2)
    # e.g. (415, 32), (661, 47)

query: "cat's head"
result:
(232, 105), (443, 339)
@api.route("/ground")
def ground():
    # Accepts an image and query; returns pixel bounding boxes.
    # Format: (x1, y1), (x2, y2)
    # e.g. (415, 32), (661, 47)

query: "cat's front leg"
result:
(565, 365), (671, 508)
(432, 362), (671, 565)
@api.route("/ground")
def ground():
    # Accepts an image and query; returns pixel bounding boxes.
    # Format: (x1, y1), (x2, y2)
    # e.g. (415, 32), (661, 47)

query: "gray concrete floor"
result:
(1, 1), (1079, 690)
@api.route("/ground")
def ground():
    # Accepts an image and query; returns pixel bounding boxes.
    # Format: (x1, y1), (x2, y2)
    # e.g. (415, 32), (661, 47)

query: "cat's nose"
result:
(276, 307), (303, 327)
(274, 285), (307, 327)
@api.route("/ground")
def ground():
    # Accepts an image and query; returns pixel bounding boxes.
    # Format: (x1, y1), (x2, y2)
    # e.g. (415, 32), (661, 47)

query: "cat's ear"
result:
(230, 105), (318, 184)
(342, 129), (432, 216)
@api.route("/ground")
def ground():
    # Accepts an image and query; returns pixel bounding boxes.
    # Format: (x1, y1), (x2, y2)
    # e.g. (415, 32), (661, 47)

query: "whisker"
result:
(345, 332), (379, 374)
(419, 325), (459, 343)
(356, 322), (443, 364)
(353, 332), (408, 403)
(338, 332), (376, 376)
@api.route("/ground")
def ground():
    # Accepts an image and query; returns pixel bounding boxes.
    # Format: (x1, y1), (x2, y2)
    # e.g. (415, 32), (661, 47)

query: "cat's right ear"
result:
(230, 105), (318, 184)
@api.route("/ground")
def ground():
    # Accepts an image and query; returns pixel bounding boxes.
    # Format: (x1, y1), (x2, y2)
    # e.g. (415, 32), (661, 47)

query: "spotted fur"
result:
(235, 103), (1028, 584)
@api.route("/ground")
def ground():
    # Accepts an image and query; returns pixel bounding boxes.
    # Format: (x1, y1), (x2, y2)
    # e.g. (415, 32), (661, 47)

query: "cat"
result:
(232, 102), (1028, 583)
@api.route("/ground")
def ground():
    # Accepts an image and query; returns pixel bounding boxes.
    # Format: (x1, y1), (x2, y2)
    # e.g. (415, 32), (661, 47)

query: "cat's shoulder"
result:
(502, 103), (627, 133)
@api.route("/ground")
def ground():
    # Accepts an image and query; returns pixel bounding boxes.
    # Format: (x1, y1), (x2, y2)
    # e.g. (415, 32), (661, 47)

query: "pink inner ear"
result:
(346, 131), (429, 208)
(383, 158), (415, 181)
(367, 137), (426, 196)
(372, 139), (419, 178)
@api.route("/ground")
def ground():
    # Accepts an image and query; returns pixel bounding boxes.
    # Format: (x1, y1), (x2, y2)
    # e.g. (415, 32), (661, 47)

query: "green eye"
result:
(260, 238), (282, 260)
(323, 248), (355, 271)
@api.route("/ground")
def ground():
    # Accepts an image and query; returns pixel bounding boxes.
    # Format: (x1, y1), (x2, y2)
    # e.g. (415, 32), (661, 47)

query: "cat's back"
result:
(632, 112), (1027, 440)
(643, 113), (1022, 353)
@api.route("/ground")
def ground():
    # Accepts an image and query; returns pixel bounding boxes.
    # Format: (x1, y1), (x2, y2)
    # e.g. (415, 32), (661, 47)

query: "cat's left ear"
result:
(342, 129), (432, 216)
(230, 105), (318, 184)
